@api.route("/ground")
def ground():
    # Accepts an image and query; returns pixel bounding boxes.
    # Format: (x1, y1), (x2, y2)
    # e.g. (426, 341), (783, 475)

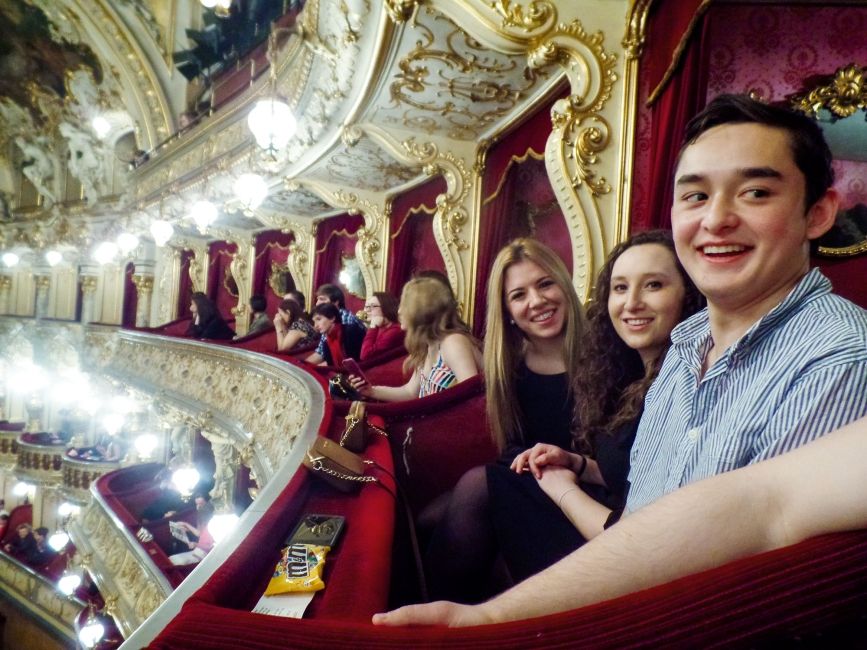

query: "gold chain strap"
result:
(369, 423), (388, 438)
(339, 416), (361, 446)
(306, 451), (378, 483)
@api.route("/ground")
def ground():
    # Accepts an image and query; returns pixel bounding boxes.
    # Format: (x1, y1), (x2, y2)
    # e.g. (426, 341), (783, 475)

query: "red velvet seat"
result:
(94, 464), (191, 587)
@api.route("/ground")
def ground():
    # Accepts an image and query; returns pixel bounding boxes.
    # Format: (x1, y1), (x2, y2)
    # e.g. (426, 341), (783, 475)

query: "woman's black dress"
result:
(487, 367), (639, 583)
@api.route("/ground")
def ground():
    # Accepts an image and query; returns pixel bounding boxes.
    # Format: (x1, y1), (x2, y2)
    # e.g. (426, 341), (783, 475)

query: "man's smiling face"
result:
(671, 122), (835, 315)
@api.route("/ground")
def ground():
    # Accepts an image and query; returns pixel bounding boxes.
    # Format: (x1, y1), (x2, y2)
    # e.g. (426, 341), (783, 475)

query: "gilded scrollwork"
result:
(386, 14), (541, 140)
(82, 331), (316, 486)
(70, 494), (174, 638)
(790, 64), (866, 120)
(524, 19), (618, 301)
(488, 0), (557, 33)
(330, 189), (391, 292)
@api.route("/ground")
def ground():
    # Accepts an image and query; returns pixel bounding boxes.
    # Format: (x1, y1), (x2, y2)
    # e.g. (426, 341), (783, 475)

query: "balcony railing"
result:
(61, 454), (121, 504)
(15, 433), (66, 485)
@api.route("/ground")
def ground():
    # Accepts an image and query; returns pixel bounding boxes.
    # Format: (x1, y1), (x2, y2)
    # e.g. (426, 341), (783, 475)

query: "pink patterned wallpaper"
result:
(631, 4), (867, 231)
(705, 5), (867, 209)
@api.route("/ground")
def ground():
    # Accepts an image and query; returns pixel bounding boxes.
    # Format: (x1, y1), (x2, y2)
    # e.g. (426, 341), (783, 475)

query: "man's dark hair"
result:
(286, 290), (306, 310)
(312, 302), (340, 321)
(35, 526), (49, 537)
(249, 295), (267, 313)
(316, 284), (345, 309)
(680, 94), (834, 210)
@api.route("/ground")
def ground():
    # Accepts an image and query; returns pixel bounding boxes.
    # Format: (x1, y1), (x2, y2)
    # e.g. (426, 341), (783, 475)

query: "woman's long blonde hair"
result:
(399, 277), (474, 374)
(484, 239), (585, 452)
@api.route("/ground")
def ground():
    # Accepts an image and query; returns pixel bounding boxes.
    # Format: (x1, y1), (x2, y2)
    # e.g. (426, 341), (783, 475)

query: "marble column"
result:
(132, 274), (155, 327)
(0, 275), (11, 315)
(34, 275), (50, 318)
(80, 275), (98, 324)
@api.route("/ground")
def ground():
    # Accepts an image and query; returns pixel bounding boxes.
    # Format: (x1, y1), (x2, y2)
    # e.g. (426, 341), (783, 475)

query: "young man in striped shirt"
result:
(625, 94), (867, 512)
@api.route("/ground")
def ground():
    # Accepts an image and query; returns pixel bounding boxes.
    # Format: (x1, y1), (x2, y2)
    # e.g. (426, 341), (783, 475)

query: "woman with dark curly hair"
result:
(488, 230), (705, 584)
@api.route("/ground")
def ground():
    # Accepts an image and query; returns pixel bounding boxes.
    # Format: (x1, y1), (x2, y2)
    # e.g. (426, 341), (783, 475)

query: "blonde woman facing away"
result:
(349, 277), (481, 401)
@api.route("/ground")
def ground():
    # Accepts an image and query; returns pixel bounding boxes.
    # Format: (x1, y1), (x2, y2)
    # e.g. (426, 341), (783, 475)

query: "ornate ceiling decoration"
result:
(260, 187), (335, 217)
(369, 6), (546, 141)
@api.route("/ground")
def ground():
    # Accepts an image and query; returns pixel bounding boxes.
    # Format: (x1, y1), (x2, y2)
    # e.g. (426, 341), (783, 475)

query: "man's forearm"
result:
(478, 468), (782, 623)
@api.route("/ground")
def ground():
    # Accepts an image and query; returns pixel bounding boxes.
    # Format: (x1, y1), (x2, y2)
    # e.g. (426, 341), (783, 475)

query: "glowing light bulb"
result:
(45, 250), (63, 267)
(150, 220), (174, 246)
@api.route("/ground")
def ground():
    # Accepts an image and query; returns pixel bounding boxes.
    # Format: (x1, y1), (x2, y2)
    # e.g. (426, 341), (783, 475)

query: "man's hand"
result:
(372, 601), (493, 627)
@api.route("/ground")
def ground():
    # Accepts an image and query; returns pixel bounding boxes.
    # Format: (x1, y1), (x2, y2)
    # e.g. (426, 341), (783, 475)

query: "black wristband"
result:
(576, 454), (588, 478)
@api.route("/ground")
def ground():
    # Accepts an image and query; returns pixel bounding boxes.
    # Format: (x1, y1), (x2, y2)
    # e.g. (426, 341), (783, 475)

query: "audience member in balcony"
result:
(490, 231), (704, 583)
(423, 238), (585, 600)
(141, 471), (185, 523)
(360, 291), (405, 360)
(4, 523), (37, 559)
(239, 294), (271, 338)
(185, 292), (235, 340)
(349, 277), (482, 401)
(374, 413), (867, 627)
(305, 303), (350, 366)
(304, 284), (366, 363)
(274, 298), (318, 352)
(283, 290), (307, 312)
(0, 513), (9, 541)
(28, 527), (57, 566)
(426, 233), (702, 601)
(168, 504), (215, 566)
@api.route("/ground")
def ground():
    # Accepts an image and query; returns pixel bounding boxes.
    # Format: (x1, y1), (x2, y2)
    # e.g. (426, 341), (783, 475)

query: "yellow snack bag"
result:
(264, 543), (330, 596)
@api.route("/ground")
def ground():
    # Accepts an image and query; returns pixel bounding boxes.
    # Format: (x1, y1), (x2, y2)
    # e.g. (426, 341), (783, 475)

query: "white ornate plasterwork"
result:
(0, 553), (84, 642)
(405, 2), (622, 301)
(72, 490), (172, 637)
(371, 6), (543, 141)
(81, 328), (322, 485)
(260, 187), (334, 217)
(308, 136), (421, 192)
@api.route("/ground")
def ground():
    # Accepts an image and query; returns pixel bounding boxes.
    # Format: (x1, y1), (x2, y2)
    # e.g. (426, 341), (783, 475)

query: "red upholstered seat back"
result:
(139, 316), (192, 336)
(362, 350), (409, 387)
(231, 328), (277, 353)
(364, 375), (496, 512)
(95, 463), (189, 587)
(0, 421), (26, 432)
(814, 255), (867, 309)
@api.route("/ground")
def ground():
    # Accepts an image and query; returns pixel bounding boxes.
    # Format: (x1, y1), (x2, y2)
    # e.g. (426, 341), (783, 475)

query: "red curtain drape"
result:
(312, 213), (365, 313)
(177, 249), (194, 318)
(121, 262), (137, 328)
(253, 231), (295, 314)
(630, 1), (712, 231)
(386, 176), (447, 295)
(472, 87), (568, 334)
(207, 241), (238, 319)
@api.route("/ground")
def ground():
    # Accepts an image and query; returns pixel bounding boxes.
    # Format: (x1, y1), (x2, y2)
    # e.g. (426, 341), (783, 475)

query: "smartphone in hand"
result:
(342, 358), (367, 385)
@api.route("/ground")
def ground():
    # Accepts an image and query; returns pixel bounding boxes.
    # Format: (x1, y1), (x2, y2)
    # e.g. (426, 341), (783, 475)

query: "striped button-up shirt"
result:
(626, 268), (867, 513)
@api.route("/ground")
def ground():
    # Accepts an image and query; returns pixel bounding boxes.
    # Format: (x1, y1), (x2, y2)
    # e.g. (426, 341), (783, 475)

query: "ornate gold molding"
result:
(790, 63), (867, 120)
(82, 328), (320, 486)
(132, 274), (155, 294)
(61, 455), (120, 505)
(0, 553), (83, 642)
(527, 19), (618, 300)
(15, 438), (64, 485)
(488, 0), (557, 33)
(71, 493), (172, 637)
(80, 276), (99, 295)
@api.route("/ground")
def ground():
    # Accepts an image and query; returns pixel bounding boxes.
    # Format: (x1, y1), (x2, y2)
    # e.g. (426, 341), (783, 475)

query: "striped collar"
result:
(671, 268), (832, 360)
